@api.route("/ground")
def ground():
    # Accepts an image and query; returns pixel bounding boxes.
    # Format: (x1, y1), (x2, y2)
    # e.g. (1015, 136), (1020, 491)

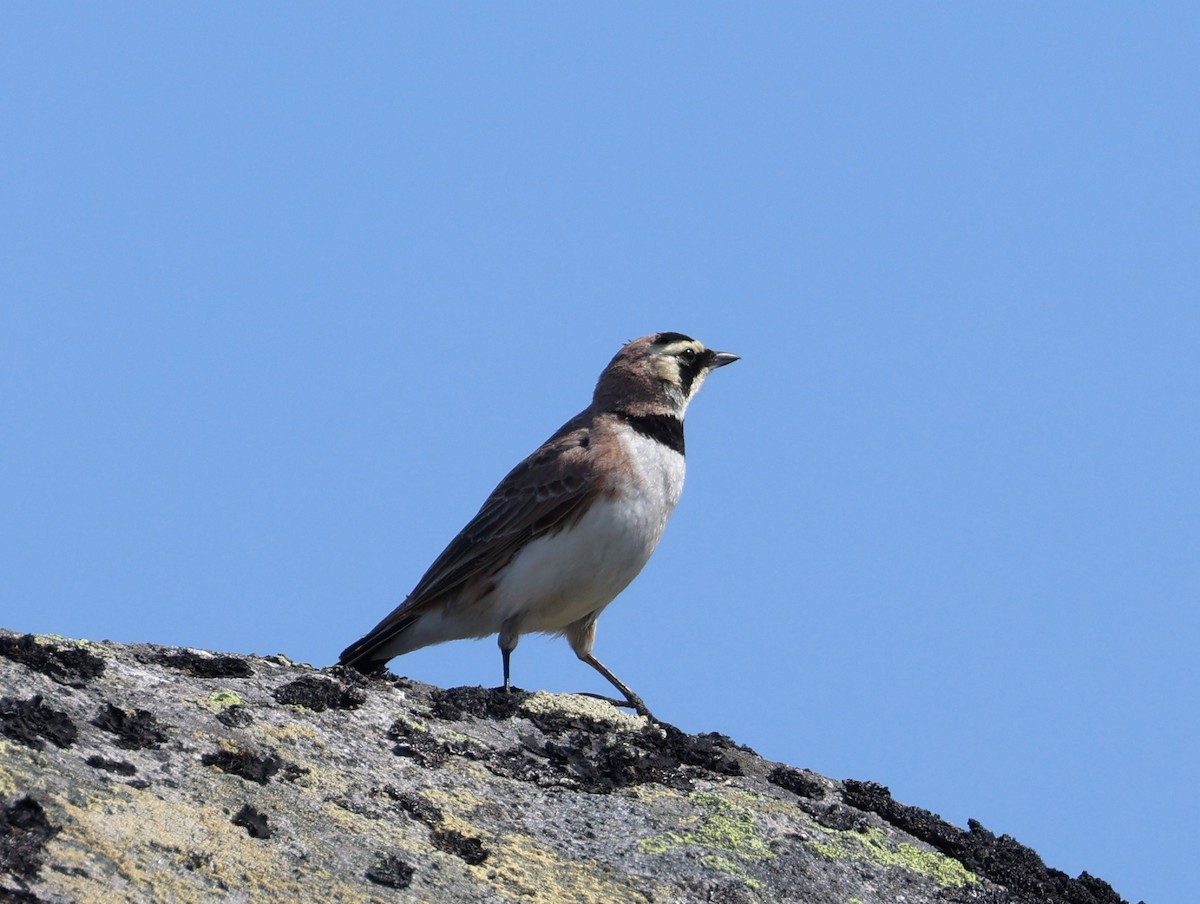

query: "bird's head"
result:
(593, 332), (739, 416)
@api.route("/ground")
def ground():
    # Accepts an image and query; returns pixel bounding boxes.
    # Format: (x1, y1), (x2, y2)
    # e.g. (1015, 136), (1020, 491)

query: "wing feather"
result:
(338, 423), (600, 667)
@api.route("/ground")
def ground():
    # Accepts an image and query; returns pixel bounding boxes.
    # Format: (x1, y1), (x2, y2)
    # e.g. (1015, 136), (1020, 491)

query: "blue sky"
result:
(3, 6), (1196, 902)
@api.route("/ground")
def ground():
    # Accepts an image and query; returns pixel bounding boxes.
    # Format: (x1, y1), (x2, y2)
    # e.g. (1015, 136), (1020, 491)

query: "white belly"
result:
(494, 429), (686, 635)
(398, 429), (686, 650)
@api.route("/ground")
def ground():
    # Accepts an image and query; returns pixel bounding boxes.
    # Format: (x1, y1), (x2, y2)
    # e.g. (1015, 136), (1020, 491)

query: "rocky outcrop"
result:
(1, 629), (1133, 903)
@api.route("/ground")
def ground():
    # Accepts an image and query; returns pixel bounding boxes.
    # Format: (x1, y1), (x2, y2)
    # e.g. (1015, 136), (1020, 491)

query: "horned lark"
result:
(339, 332), (738, 718)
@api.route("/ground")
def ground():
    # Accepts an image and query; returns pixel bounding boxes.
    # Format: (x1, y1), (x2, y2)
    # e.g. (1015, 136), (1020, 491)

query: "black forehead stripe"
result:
(615, 412), (685, 455)
(653, 331), (694, 345)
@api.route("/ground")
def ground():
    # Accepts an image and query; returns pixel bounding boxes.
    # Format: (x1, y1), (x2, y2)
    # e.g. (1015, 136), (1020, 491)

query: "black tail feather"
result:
(338, 607), (422, 672)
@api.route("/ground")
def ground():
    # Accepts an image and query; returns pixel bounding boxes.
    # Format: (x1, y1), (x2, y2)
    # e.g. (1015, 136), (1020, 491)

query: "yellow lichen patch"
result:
(386, 709), (424, 727)
(35, 633), (100, 649)
(44, 789), (268, 903)
(420, 784), (492, 825)
(726, 786), (805, 818)
(254, 720), (327, 758)
(520, 691), (647, 732)
(628, 783), (687, 805)
(0, 750), (24, 796)
(410, 786), (664, 902)
(642, 792), (773, 859)
(415, 792), (478, 842)
(204, 690), (243, 710)
(436, 726), (493, 755)
(637, 790), (773, 888)
(812, 825), (979, 889)
(39, 782), (401, 904)
(485, 832), (658, 904)
(700, 853), (762, 889)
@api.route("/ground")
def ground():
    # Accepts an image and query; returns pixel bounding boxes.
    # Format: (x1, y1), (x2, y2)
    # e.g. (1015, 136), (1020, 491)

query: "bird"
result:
(338, 332), (739, 718)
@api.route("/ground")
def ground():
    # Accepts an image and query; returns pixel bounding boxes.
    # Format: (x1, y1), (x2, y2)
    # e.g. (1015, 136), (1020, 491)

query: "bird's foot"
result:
(576, 691), (656, 721)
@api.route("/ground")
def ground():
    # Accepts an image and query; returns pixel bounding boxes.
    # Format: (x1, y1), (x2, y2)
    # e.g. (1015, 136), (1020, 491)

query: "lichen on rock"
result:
(0, 629), (1134, 904)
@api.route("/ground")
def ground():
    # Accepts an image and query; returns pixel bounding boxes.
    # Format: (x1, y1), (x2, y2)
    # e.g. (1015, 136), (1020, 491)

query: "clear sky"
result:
(3, 6), (1195, 903)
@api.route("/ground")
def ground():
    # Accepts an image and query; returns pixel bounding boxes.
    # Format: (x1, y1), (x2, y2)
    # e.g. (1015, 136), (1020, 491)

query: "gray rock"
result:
(0, 629), (1133, 904)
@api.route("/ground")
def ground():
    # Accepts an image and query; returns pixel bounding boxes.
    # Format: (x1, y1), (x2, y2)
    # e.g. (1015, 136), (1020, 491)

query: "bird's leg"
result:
(579, 652), (655, 720)
(498, 624), (519, 693)
(565, 615), (655, 719)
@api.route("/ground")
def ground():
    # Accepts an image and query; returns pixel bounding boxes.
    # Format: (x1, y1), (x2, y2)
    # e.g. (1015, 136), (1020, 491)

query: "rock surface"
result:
(1, 629), (1135, 903)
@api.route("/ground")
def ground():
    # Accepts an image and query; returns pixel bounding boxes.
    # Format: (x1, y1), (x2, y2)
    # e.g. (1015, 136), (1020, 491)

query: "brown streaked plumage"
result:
(338, 332), (738, 718)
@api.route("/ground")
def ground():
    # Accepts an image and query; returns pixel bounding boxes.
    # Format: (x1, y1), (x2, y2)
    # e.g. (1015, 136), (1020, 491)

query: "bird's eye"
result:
(680, 348), (697, 362)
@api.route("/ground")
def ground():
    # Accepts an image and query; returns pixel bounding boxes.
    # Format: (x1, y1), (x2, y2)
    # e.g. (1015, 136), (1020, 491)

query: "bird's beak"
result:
(709, 351), (740, 369)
